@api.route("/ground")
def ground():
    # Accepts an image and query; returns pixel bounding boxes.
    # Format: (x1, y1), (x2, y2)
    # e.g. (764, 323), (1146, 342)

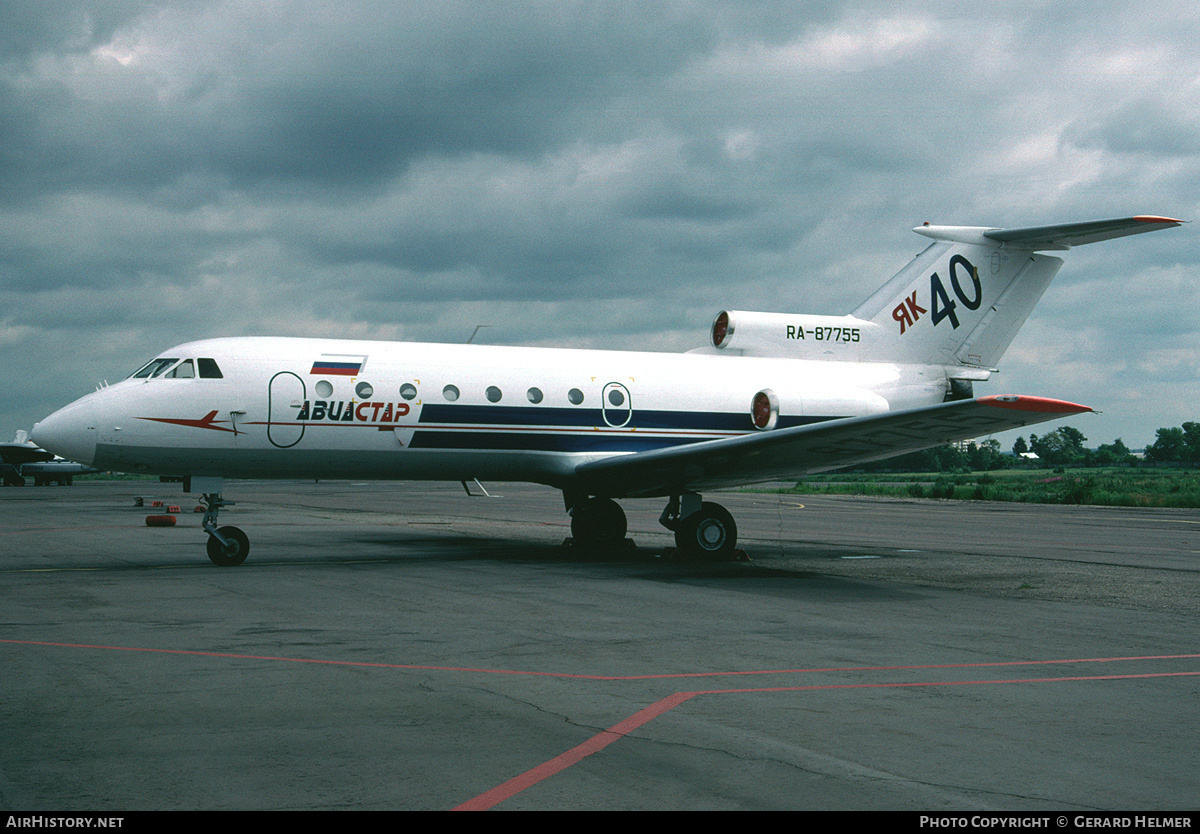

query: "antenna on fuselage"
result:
(467, 325), (492, 344)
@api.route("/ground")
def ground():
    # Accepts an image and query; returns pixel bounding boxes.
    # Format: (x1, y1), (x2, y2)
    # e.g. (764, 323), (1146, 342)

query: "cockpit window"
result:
(150, 359), (180, 378)
(130, 358), (179, 379)
(129, 356), (223, 380)
(166, 359), (195, 378)
(197, 358), (223, 379)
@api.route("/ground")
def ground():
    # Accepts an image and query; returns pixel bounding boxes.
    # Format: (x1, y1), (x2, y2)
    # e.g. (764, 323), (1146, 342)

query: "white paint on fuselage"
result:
(37, 336), (950, 488)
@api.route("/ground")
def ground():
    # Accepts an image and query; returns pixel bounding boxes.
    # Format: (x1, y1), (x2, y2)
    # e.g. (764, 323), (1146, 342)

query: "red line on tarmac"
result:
(3, 639), (1198, 680)
(452, 691), (698, 811)
(0, 639), (602, 677)
(454, 668), (1200, 811)
(606, 653), (1200, 680)
(689, 669), (1200, 696)
(6, 638), (1198, 810)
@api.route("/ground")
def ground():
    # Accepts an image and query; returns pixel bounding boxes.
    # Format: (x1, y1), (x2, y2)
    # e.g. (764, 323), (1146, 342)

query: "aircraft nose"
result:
(32, 397), (98, 466)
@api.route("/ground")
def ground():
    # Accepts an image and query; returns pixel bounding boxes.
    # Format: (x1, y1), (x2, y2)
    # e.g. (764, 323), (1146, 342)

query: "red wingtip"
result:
(1133, 215), (1185, 225)
(980, 395), (1092, 414)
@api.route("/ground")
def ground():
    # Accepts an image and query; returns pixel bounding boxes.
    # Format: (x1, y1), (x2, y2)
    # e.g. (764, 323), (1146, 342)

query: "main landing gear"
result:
(201, 493), (250, 567)
(568, 495), (629, 550)
(566, 491), (739, 560)
(659, 493), (738, 561)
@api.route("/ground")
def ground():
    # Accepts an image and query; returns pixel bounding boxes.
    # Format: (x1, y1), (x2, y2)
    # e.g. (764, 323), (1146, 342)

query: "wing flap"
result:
(573, 396), (1090, 498)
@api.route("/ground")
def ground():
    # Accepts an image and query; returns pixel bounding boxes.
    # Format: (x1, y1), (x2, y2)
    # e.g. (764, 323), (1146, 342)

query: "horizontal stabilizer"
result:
(916, 216), (1183, 250)
(574, 396), (1090, 498)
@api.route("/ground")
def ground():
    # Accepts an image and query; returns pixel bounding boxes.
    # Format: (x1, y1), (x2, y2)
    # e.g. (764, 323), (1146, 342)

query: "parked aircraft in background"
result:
(0, 431), (54, 467)
(32, 216), (1181, 565)
(0, 431), (97, 486)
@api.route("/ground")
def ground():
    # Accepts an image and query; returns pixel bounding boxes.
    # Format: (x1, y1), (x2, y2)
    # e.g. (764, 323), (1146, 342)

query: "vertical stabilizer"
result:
(852, 216), (1181, 368)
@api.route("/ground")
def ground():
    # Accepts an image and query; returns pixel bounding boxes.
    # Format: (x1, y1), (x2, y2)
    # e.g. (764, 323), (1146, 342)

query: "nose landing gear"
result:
(201, 493), (249, 567)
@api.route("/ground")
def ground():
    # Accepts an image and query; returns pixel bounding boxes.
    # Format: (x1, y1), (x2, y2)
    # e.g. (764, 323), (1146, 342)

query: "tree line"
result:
(1138, 422), (1200, 466)
(858, 421), (1200, 473)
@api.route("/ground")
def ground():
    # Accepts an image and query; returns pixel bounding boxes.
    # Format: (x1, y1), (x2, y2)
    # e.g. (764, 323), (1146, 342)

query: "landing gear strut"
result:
(201, 493), (249, 567)
(660, 493), (738, 560)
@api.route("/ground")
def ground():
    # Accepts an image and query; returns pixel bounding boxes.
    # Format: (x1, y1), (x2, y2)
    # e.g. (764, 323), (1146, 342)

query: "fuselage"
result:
(32, 335), (950, 494)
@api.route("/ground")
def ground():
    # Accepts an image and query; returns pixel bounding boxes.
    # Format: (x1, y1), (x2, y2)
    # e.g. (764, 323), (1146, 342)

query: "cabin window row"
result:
(313, 381), (590, 405)
(437, 384), (586, 405)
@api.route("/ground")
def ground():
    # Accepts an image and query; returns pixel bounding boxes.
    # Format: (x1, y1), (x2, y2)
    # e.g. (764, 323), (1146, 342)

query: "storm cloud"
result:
(2, 1), (1197, 448)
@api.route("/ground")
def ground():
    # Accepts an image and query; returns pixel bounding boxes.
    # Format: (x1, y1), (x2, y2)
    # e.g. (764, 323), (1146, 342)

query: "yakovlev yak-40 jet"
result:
(33, 216), (1182, 565)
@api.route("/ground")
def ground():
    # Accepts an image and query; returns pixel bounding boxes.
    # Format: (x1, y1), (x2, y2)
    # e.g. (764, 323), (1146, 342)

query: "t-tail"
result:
(709, 216), (1182, 379)
(852, 215), (1182, 368)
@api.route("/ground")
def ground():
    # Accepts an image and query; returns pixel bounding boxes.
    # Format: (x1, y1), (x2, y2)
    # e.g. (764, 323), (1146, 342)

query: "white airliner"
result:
(32, 216), (1181, 565)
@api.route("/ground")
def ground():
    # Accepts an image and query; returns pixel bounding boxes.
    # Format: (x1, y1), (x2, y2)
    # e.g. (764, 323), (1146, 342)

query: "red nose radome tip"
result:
(980, 395), (1092, 414)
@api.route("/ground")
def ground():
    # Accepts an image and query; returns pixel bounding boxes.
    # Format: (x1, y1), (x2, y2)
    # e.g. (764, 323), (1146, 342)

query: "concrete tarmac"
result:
(2, 479), (1198, 811)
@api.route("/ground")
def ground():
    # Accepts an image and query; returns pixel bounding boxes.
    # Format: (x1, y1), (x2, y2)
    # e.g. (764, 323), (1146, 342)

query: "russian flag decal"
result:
(310, 358), (364, 376)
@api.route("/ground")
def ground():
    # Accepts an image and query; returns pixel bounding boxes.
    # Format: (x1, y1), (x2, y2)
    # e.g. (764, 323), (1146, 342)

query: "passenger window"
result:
(527, 387), (543, 404)
(486, 386), (502, 403)
(197, 358), (223, 379)
(443, 385), (460, 402)
(400, 383), (417, 400)
(567, 388), (584, 405)
(356, 382), (374, 398)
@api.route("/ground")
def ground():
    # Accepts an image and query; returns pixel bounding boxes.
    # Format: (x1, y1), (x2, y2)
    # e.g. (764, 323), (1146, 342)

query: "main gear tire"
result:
(674, 502), (737, 560)
(570, 497), (628, 550)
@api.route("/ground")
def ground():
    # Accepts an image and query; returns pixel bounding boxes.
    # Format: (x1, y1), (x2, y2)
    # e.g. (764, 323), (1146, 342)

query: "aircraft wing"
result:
(573, 395), (1089, 498)
(0, 441), (55, 467)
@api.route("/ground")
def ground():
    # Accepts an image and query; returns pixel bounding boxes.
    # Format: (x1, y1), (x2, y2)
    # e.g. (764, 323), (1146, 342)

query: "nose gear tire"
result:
(207, 525), (250, 567)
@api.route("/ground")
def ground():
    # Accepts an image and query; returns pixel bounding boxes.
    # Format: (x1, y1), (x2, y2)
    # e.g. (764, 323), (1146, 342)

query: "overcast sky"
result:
(2, 1), (1196, 450)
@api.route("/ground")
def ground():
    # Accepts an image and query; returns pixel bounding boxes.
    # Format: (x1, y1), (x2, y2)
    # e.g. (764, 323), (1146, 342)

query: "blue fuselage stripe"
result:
(407, 431), (698, 453)
(417, 403), (829, 432)
(407, 405), (840, 453)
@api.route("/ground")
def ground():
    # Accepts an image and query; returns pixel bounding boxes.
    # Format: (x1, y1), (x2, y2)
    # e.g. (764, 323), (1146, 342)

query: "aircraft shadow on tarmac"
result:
(17, 515), (918, 603)
(330, 530), (925, 602)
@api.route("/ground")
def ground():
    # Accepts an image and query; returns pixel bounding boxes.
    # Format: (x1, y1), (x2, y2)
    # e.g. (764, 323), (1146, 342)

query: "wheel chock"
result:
(145, 514), (177, 527)
(658, 546), (751, 562)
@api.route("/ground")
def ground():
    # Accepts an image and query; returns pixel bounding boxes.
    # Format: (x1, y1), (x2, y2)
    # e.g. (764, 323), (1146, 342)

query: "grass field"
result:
(785, 467), (1200, 508)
